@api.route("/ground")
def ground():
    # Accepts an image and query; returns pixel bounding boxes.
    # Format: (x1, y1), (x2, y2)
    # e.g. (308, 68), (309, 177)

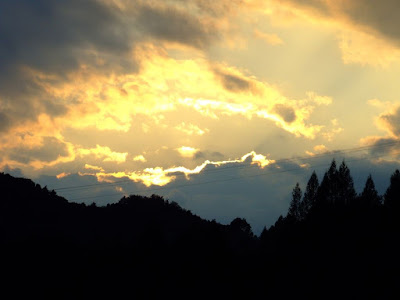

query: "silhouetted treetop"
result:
(230, 217), (254, 237)
(337, 160), (356, 205)
(288, 182), (302, 221)
(317, 159), (339, 205)
(301, 171), (319, 218)
(384, 169), (400, 210)
(360, 174), (381, 208)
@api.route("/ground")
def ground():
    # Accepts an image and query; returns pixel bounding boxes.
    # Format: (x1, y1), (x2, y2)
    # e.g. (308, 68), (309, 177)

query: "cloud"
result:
(0, 0), (230, 134)
(133, 155), (147, 163)
(85, 164), (105, 172)
(85, 150), (275, 188)
(306, 144), (328, 156)
(175, 122), (208, 136)
(215, 71), (252, 92)
(35, 150), (400, 235)
(135, 4), (217, 49)
(270, 0), (400, 66)
(273, 104), (296, 123)
(8, 137), (68, 164)
(0, 0), (134, 133)
(77, 145), (128, 163)
(176, 146), (199, 158)
(56, 172), (71, 179)
(274, 0), (400, 43)
(194, 151), (225, 161)
(378, 106), (400, 137)
(360, 106), (400, 158)
(254, 29), (284, 46)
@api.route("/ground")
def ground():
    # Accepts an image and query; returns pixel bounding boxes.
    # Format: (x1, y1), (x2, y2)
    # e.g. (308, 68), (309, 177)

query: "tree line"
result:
(286, 159), (397, 221)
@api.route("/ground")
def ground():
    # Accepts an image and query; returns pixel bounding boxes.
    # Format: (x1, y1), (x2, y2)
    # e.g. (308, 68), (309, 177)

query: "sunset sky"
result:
(2, 0), (400, 233)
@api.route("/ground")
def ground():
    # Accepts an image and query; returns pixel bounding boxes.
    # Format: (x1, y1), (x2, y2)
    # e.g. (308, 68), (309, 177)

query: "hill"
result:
(0, 172), (257, 299)
(2, 161), (400, 299)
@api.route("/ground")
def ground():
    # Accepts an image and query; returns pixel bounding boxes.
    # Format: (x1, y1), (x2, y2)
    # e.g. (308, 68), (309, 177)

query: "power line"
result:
(54, 140), (400, 193)
(66, 151), (391, 202)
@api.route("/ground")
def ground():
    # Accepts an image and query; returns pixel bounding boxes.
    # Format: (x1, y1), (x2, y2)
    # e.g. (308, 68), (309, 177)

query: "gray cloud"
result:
(0, 0), (134, 132)
(273, 104), (296, 123)
(363, 108), (400, 157)
(9, 137), (69, 164)
(216, 71), (251, 92)
(0, 0), (132, 77)
(0, 0), (220, 133)
(341, 0), (400, 44)
(277, 0), (400, 45)
(194, 151), (225, 161)
(136, 4), (216, 49)
(380, 107), (400, 137)
(368, 138), (400, 157)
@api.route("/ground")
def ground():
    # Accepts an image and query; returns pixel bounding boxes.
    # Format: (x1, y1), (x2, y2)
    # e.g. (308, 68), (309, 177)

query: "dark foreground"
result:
(1, 163), (400, 299)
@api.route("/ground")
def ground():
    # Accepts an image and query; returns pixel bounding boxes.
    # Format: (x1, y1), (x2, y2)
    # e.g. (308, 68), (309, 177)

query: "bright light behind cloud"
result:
(2, 0), (400, 232)
(86, 150), (275, 187)
(176, 146), (199, 158)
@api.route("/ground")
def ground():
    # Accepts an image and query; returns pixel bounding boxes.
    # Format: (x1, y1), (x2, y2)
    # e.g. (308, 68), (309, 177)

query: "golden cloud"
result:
(176, 146), (199, 158)
(84, 150), (275, 187)
(85, 164), (105, 172)
(78, 145), (128, 163)
(56, 172), (71, 179)
(133, 155), (147, 162)
(1, 42), (334, 175)
(175, 122), (208, 136)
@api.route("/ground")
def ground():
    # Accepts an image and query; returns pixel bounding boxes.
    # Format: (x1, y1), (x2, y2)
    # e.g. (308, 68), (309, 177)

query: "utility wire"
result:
(66, 150), (391, 202)
(54, 140), (399, 193)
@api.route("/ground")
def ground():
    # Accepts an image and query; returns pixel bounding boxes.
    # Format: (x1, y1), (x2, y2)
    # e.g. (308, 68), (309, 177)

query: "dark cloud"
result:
(0, 112), (11, 132)
(277, 0), (400, 45)
(273, 104), (296, 123)
(9, 137), (69, 164)
(0, 0), (221, 132)
(0, 0), (134, 132)
(367, 138), (400, 157)
(341, 0), (400, 44)
(136, 4), (215, 49)
(194, 150), (225, 160)
(380, 107), (400, 137)
(216, 71), (251, 92)
(0, 0), (131, 76)
(363, 108), (400, 157)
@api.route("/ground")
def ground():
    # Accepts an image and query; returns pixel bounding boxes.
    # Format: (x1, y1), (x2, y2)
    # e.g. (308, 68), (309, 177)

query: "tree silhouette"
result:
(359, 174), (381, 208)
(384, 169), (400, 210)
(300, 171), (319, 219)
(317, 159), (338, 205)
(337, 160), (356, 206)
(230, 217), (254, 237)
(288, 183), (302, 221)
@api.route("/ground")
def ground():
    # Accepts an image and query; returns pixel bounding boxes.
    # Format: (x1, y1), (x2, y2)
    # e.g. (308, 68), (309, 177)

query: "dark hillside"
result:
(0, 172), (257, 299)
(2, 162), (400, 299)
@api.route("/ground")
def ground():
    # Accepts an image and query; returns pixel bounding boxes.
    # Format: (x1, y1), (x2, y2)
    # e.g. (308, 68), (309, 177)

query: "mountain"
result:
(0, 172), (257, 299)
(2, 165), (400, 299)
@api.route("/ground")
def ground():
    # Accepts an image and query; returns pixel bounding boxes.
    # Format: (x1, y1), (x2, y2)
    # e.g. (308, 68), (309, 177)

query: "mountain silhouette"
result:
(2, 162), (400, 299)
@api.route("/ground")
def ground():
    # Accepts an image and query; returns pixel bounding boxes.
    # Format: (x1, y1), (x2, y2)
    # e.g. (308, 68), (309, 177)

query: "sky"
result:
(2, 0), (400, 234)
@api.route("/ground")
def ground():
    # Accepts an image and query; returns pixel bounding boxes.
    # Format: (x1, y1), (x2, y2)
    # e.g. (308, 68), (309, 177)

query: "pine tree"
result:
(384, 169), (400, 210)
(317, 159), (338, 205)
(360, 174), (381, 208)
(338, 160), (356, 205)
(301, 171), (319, 218)
(288, 183), (302, 221)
